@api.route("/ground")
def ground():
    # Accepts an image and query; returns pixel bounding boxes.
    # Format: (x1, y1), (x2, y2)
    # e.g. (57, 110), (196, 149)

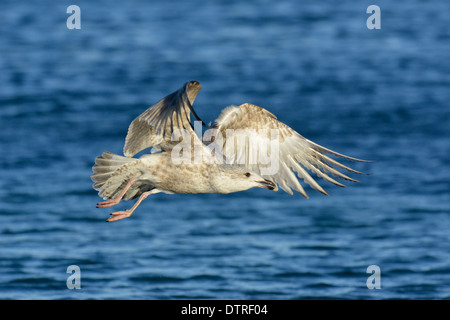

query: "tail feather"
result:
(91, 151), (139, 199)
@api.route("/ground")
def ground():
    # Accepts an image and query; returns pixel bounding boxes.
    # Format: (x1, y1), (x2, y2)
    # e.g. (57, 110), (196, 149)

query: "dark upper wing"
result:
(123, 81), (203, 157)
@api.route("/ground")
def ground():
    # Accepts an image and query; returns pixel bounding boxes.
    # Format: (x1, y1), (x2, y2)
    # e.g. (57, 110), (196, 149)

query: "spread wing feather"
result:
(123, 81), (203, 157)
(211, 103), (369, 197)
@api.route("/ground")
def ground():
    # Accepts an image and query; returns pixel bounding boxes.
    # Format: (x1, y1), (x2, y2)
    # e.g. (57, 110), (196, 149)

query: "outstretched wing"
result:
(123, 81), (204, 157)
(209, 103), (369, 197)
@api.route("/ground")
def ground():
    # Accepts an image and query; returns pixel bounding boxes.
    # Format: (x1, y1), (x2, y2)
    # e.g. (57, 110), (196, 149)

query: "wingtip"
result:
(296, 189), (309, 199)
(358, 159), (376, 163)
(186, 80), (202, 92)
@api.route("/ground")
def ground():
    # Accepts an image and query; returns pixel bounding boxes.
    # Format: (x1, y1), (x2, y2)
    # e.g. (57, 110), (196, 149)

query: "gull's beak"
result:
(257, 179), (277, 191)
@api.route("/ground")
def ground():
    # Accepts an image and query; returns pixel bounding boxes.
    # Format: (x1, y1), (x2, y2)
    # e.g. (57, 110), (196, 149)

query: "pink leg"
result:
(97, 177), (137, 208)
(106, 190), (154, 222)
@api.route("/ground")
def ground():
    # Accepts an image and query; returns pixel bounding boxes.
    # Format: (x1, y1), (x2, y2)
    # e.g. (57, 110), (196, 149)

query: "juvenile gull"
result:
(91, 81), (369, 222)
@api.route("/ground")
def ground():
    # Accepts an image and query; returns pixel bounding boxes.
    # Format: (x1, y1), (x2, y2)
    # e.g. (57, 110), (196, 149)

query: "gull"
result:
(91, 81), (369, 222)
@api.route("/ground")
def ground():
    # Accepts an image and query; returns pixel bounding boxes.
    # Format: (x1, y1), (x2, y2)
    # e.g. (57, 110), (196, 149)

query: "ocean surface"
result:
(0, 0), (449, 299)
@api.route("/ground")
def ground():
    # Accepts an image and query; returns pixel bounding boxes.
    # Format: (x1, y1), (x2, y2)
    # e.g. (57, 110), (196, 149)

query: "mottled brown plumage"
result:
(91, 81), (369, 222)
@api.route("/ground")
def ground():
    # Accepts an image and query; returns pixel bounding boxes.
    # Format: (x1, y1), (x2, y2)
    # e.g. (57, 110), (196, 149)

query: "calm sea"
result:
(0, 0), (449, 299)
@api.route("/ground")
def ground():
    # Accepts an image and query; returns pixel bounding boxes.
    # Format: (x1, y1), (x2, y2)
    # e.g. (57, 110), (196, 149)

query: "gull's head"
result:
(212, 165), (278, 194)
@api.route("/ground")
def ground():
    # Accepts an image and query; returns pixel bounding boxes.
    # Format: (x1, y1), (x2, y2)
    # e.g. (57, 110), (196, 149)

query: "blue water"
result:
(0, 0), (449, 300)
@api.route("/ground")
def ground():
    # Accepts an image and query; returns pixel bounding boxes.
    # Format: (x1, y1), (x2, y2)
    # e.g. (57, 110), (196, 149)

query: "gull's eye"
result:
(245, 172), (251, 178)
